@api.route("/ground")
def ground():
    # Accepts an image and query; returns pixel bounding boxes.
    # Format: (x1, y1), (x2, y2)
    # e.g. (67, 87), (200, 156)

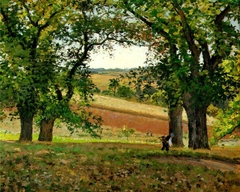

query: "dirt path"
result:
(1, 141), (240, 176)
(154, 156), (240, 173)
(79, 142), (240, 174)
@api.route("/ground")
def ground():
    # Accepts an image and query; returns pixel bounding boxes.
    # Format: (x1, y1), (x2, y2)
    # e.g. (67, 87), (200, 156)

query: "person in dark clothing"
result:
(161, 133), (174, 151)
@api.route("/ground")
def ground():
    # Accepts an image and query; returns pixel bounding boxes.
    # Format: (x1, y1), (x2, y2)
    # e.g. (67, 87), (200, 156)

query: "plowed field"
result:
(89, 106), (188, 135)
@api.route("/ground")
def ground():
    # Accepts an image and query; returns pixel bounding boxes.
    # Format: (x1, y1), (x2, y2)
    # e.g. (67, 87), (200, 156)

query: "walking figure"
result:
(150, 130), (153, 137)
(161, 133), (174, 151)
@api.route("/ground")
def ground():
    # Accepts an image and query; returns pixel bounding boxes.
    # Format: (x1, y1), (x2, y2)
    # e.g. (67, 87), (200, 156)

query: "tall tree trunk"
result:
(38, 117), (56, 141)
(183, 92), (196, 148)
(183, 92), (210, 149)
(19, 108), (34, 141)
(168, 106), (184, 147)
(193, 106), (210, 149)
(184, 107), (197, 148)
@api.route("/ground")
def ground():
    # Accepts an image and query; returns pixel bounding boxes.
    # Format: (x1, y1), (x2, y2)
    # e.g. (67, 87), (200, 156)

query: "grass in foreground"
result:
(0, 141), (240, 192)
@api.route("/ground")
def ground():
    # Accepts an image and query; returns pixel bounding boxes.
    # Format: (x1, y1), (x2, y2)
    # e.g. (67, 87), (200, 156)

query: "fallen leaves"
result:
(0, 141), (240, 192)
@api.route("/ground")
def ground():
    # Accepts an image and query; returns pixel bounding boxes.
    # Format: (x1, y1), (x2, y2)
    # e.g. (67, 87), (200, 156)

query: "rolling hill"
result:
(86, 95), (216, 136)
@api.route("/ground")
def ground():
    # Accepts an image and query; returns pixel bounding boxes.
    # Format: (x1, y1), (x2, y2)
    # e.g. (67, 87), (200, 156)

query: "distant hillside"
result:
(90, 68), (133, 74)
(86, 95), (216, 135)
(90, 73), (118, 91)
(91, 95), (173, 120)
(88, 70), (217, 134)
(90, 95), (216, 126)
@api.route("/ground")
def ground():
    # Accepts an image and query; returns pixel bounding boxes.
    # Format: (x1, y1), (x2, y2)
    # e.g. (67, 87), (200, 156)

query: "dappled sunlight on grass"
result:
(0, 141), (240, 191)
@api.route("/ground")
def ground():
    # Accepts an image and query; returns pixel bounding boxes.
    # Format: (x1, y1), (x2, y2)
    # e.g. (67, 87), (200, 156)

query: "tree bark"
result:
(19, 109), (34, 142)
(185, 108), (198, 148)
(168, 106), (184, 147)
(183, 92), (196, 148)
(38, 117), (56, 141)
(183, 92), (210, 149)
(194, 106), (210, 149)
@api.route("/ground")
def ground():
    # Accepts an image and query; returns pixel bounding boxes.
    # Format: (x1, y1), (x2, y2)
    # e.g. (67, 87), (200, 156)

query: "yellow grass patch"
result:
(91, 95), (216, 125)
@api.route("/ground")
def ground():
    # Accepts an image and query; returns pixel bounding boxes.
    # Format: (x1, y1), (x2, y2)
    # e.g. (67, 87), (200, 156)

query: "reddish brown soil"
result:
(89, 107), (188, 135)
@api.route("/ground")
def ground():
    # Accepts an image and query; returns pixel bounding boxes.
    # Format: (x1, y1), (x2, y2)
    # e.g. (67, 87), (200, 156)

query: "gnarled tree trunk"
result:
(168, 106), (184, 147)
(38, 117), (56, 141)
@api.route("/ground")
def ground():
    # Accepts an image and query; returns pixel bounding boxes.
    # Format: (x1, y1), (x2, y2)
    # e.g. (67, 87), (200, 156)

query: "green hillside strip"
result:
(91, 95), (216, 125)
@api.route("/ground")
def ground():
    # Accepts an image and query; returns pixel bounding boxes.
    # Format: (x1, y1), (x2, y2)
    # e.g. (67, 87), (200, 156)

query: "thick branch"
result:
(122, 0), (170, 40)
(200, 41), (211, 70)
(217, 124), (240, 141)
(0, 8), (26, 49)
(39, 8), (63, 31)
(54, 85), (63, 101)
(21, 0), (39, 27)
(211, 5), (231, 70)
(65, 31), (90, 101)
(215, 5), (231, 29)
(173, 3), (200, 62)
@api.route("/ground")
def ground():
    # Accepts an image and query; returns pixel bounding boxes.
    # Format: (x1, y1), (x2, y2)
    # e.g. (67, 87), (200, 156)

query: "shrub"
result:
(93, 87), (101, 93)
(102, 90), (112, 96)
(116, 85), (134, 99)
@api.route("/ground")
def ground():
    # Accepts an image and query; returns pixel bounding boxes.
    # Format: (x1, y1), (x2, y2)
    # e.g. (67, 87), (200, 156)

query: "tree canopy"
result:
(0, 0), (68, 140)
(0, 0), (239, 146)
(0, 0), (145, 141)
(120, 0), (240, 149)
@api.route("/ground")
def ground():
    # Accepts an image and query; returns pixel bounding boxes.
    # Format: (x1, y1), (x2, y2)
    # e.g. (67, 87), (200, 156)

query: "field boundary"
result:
(91, 95), (216, 125)
(90, 104), (171, 122)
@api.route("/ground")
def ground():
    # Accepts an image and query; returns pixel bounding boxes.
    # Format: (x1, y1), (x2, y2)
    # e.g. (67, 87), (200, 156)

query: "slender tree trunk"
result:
(19, 108), (34, 142)
(168, 106), (184, 147)
(38, 117), (56, 141)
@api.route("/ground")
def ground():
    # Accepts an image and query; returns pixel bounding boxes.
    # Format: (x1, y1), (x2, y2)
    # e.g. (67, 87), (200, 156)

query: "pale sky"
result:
(89, 45), (148, 69)
(89, 20), (239, 69)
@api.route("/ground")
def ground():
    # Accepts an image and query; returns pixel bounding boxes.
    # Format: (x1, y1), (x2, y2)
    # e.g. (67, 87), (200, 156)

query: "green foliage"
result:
(210, 53), (240, 144)
(207, 104), (219, 117)
(211, 95), (240, 144)
(0, 0), (67, 140)
(120, 0), (240, 149)
(108, 78), (120, 96)
(116, 85), (135, 98)
(64, 109), (103, 139)
(1, 0), (137, 140)
(102, 89), (112, 96)
(93, 86), (101, 93)
(142, 84), (157, 99)
(120, 0), (240, 106)
(150, 91), (168, 107)
(122, 126), (135, 140)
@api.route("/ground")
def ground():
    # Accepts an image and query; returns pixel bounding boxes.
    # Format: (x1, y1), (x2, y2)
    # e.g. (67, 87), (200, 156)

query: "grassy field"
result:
(90, 73), (123, 91)
(1, 112), (240, 191)
(0, 141), (240, 192)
